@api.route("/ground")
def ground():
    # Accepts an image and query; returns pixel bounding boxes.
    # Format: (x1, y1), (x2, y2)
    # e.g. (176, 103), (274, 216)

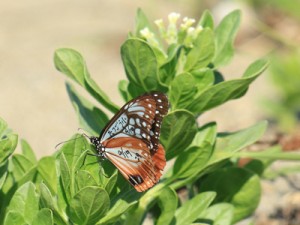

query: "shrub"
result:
(3, 9), (293, 225)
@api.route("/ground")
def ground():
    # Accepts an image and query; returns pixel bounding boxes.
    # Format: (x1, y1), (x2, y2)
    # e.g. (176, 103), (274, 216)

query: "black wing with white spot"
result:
(99, 92), (169, 151)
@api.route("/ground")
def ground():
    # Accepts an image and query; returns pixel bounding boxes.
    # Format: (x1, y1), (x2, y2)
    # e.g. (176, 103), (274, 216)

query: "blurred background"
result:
(1, 0), (300, 224)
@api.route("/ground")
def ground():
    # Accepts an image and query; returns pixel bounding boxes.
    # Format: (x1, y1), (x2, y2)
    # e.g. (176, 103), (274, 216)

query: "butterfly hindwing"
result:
(103, 137), (166, 192)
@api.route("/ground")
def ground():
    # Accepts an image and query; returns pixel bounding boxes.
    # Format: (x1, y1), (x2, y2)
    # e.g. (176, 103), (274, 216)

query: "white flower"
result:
(168, 12), (181, 24)
(181, 17), (196, 30)
(187, 27), (195, 35)
(154, 19), (164, 28)
(140, 27), (154, 39)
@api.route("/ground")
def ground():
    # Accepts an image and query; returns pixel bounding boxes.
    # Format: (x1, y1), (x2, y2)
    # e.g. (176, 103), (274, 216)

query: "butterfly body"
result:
(88, 92), (169, 192)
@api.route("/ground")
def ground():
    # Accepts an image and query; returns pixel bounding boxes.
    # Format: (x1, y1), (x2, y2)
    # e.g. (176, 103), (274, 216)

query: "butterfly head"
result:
(89, 136), (105, 157)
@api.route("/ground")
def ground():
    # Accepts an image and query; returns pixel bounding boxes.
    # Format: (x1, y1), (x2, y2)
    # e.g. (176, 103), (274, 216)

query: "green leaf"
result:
(104, 170), (118, 195)
(127, 81), (146, 98)
(7, 182), (39, 224)
(191, 68), (214, 92)
(3, 211), (26, 225)
(0, 161), (8, 189)
(0, 134), (18, 164)
(156, 187), (178, 225)
(39, 183), (68, 225)
(32, 208), (54, 225)
(213, 10), (241, 67)
(20, 139), (37, 164)
(198, 10), (214, 29)
(174, 192), (216, 225)
(200, 168), (261, 223)
(243, 58), (269, 78)
(16, 167), (37, 190)
(209, 121), (267, 165)
(160, 110), (197, 160)
(68, 186), (110, 225)
(11, 154), (35, 180)
(59, 153), (72, 200)
(97, 195), (137, 225)
(191, 122), (217, 147)
(170, 72), (197, 109)
(159, 45), (181, 86)
(38, 156), (57, 194)
(54, 48), (119, 113)
(184, 28), (215, 71)
(66, 83), (109, 135)
(134, 8), (154, 37)
(39, 183), (55, 209)
(118, 80), (130, 102)
(173, 143), (212, 179)
(186, 59), (268, 114)
(75, 170), (98, 192)
(200, 203), (234, 225)
(58, 134), (89, 172)
(121, 38), (159, 92)
(0, 117), (8, 137)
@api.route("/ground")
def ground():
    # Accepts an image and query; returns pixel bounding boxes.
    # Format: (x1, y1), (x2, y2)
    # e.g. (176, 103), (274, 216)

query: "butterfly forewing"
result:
(100, 92), (168, 149)
(91, 92), (169, 192)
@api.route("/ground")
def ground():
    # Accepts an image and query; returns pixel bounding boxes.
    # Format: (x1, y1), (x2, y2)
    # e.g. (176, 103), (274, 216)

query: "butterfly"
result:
(87, 92), (169, 192)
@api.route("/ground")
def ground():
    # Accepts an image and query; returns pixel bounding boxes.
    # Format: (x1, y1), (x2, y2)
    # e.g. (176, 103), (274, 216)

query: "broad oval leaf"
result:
(134, 8), (154, 37)
(159, 45), (181, 86)
(160, 110), (197, 160)
(200, 203), (234, 225)
(32, 208), (54, 225)
(199, 167), (261, 223)
(184, 28), (215, 72)
(11, 154), (35, 181)
(174, 192), (216, 225)
(75, 170), (98, 192)
(68, 186), (110, 225)
(169, 72), (197, 109)
(54, 48), (86, 86)
(198, 10), (214, 29)
(97, 197), (137, 225)
(0, 117), (8, 137)
(59, 153), (72, 200)
(173, 143), (212, 179)
(38, 156), (57, 194)
(191, 122), (217, 147)
(213, 10), (241, 68)
(191, 68), (214, 93)
(186, 59), (268, 114)
(21, 139), (37, 164)
(7, 182), (39, 224)
(66, 83), (109, 136)
(156, 187), (178, 225)
(208, 121), (267, 166)
(54, 48), (119, 113)
(0, 134), (18, 164)
(121, 38), (159, 92)
(39, 183), (67, 225)
(0, 162), (8, 189)
(3, 211), (26, 225)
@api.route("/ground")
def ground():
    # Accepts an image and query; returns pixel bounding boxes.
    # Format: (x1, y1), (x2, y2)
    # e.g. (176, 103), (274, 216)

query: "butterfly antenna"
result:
(55, 135), (85, 150)
(78, 128), (91, 140)
(55, 128), (91, 150)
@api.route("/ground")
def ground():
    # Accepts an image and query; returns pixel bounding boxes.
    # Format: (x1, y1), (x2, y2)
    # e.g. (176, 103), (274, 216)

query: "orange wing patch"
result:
(103, 137), (166, 192)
